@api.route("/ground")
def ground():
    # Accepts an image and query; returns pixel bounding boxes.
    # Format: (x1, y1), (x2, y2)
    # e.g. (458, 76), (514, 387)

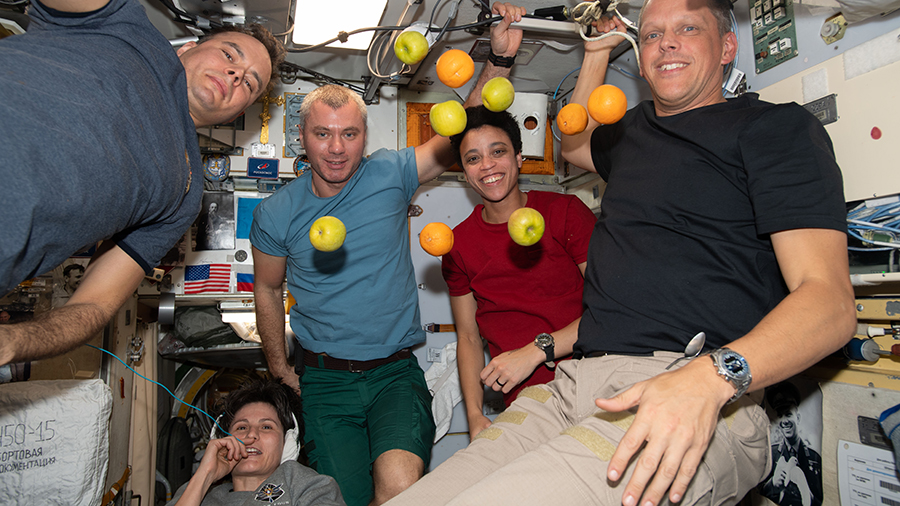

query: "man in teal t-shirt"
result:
(250, 5), (526, 505)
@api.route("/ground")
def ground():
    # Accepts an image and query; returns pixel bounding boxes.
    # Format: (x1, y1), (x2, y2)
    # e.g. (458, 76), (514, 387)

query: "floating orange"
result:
(587, 84), (627, 125)
(556, 103), (589, 135)
(419, 222), (454, 256)
(436, 49), (475, 89)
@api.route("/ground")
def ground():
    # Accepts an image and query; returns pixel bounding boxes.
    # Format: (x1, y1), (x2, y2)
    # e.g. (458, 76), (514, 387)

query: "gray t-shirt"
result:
(168, 461), (345, 506)
(0, 0), (202, 294)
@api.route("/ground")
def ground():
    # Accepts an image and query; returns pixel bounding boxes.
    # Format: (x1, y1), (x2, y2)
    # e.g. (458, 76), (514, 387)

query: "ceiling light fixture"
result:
(292, 0), (389, 51)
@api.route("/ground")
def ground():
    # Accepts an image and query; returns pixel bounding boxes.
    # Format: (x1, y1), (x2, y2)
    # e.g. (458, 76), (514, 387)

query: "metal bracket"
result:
(129, 335), (144, 363)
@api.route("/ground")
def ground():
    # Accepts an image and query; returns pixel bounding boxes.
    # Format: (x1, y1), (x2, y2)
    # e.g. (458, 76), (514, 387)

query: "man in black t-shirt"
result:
(386, 0), (855, 504)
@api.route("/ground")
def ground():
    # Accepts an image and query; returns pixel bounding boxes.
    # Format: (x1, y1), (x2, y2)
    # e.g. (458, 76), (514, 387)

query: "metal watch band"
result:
(710, 347), (752, 404)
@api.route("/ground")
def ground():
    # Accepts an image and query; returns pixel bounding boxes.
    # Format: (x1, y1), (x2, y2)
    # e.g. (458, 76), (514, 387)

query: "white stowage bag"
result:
(0, 379), (112, 506)
(424, 342), (463, 443)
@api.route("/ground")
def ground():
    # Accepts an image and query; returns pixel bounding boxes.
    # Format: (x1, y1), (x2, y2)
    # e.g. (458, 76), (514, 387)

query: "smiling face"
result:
(300, 101), (367, 197)
(459, 125), (523, 207)
(178, 32), (272, 127)
(778, 406), (800, 442)
(64, 268), (84, 291)
(228, 402), (284, 489)
(638, 0), (736, 116)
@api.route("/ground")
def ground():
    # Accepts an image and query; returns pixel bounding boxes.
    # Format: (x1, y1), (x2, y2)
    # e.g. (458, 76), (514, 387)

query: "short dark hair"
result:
(217, 379), (303, 442)
(449, 106), (523, 167)
(199, 24), (286, 96)
(765, 381), (801, 417)
(639, 0), (734, 37)
(63, 264), (85, 277)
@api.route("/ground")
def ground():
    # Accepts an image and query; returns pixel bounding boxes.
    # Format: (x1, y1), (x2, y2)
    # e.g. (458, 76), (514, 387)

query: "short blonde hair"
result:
(298, 84), (368, 131)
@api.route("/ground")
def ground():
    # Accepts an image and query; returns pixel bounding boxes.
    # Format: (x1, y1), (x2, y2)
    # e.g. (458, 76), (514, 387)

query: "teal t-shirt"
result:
(250, 147), (425, 360)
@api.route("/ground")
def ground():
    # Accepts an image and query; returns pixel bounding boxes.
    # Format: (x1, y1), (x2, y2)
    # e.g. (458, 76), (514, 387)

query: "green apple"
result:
(429, 100), (467, 137)
(481, 77), (515, 112)
(309, 216), (346, 252)
(507, 207), (545, 246)
(394, 30), (429, 65)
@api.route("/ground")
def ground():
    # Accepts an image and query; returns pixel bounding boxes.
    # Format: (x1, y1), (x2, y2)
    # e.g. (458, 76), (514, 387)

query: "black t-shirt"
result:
(576, 94), (846, 356)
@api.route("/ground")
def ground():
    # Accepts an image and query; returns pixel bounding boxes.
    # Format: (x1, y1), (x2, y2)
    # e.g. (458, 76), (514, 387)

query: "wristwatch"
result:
(534, 333), (556, 368)
(709, 348), (752, 404)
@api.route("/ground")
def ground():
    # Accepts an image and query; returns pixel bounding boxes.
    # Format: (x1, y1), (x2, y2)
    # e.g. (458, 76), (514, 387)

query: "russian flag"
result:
(235, 264), (254, 293)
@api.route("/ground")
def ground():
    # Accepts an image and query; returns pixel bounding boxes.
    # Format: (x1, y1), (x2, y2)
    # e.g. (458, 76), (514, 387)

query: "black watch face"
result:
(536, 334), (552, 348)
(722, 352), (748, 377)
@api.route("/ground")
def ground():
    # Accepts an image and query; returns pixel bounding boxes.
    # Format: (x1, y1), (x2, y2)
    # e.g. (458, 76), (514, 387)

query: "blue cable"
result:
(609, 63), (641, 81)
(553, 66), (581, 100)
(85, 344), (242, 443)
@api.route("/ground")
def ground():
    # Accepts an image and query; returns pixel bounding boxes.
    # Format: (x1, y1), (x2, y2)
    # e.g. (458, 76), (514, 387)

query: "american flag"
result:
(184, 264), (231, 294)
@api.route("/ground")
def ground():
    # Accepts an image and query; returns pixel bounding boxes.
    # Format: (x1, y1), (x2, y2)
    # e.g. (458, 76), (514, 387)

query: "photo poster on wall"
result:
(196, 192), (235, 251)
(50, 258), (90, 309)
(757, 376), (824, 506)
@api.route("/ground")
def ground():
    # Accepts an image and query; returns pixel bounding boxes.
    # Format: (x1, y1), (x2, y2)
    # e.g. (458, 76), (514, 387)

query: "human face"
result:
(65, 269), (83, 291)
(778, 406), (800, 442)
(178, 32), (272, 127)
(638, 0), (736, 116)
(459, 126), (522, 206)
(300, 102), (367, 197)
(228, 402), (284, 489)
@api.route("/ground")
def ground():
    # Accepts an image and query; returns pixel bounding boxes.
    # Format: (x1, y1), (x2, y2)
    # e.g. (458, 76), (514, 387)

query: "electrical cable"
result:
(85, 343), (242, 442)
(429, 0), (448, 34)
(847, 200), (900, 254)
(609, 62), (641, 80)
(286, 24), (409, 53)
(553, 67), (582, 101)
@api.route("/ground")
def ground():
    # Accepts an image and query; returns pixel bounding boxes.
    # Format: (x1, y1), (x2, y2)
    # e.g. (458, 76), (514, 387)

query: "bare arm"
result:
(172, 437), (247, 506)
(559, 17), (628, 172)
(0, 241), (144, 366)
(481, 262), (586, 392)
(252, 247), (299, 392)
(595, 228), (856, 506)
(415, 2), (527, 183)
(450, 294), (493, 440)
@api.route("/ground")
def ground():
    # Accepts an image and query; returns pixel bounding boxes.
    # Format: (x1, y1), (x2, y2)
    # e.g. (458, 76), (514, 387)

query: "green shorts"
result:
(299, 354), (435, 506)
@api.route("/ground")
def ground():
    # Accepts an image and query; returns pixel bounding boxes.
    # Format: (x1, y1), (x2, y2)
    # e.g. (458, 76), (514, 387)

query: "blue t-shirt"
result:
(0, 0), (202, 294)
(250, 148), (425, 360)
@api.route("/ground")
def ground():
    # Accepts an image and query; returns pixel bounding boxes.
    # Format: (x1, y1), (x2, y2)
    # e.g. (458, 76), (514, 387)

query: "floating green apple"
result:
(429, 100), (467, 137)
(309, 216), (346, 252)
(394, 30), (429, 65)
(482, 77), (515, 112)
(508, 207), (544, 246)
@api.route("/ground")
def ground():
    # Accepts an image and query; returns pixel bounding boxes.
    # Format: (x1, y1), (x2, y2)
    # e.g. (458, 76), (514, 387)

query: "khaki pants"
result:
(387, 352), (771, 506)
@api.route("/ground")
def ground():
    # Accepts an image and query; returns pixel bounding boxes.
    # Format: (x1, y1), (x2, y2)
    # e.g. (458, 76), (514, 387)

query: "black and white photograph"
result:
(195, 192), (235, 251)
(759, 377), (824, 506)
(51, 259), (89, 308)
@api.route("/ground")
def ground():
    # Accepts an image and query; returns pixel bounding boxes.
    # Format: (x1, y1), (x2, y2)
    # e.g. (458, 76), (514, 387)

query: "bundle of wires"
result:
(847, 198), (900, 272)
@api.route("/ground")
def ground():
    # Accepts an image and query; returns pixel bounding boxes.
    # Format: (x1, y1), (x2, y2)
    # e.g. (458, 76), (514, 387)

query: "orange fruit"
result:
(587, 84), (627, 125)
(419, 222), (454, 256)
(556, 103), (589, 135)
(436, 49), (475, 89)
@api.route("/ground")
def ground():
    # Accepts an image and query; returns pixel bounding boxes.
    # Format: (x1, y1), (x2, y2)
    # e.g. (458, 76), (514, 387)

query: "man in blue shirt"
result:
(251, 4), (526, 505)
(0, 0), (282, 367)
